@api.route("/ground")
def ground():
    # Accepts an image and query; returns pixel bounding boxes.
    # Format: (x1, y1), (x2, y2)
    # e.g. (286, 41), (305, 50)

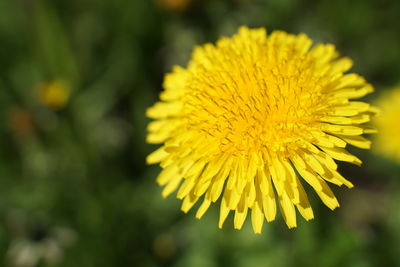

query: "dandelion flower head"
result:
(146, 26), (376, 233)
(373, 86), (400, 163)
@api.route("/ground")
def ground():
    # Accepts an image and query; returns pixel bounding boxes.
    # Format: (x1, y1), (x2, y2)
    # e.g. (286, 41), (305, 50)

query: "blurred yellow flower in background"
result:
(38, 81), (70, 111)
(373, 86), (400, 163)
(146, 26), (376, 233)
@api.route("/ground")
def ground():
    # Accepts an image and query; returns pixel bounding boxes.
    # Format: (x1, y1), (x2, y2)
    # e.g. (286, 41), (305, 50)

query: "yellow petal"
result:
(295, 180), (314, 221)
(181, 193), (200, 213)
(339, 135), (371, 149)
(282, 160), (300, 204)
(320, 146), (362, 165)
(313, 151), (338, 170)
(235, 159), (248, 194)
(334, 73), (365, 89)
(228, 189), (241, 210)
(327, 57), (353, 75)
(279, 193), (297, 228)
(258, 168), (270, 196)
(263, 194), (276, 222)
(333, 84), (373, 98)
(208, 169), (230, 203)
(315, 180), (340, 210)
(161, 175), (182, 198)
(184, 159), (207, 178)
(219, 195), (230, 228)
(156, 164), (179, 185)
(177, 176), (196, 199)
(251, 200), (264, 234)
(147, 147), (169, 164)
(313, 132), (346, 148)
(321, 124), (364, 136)
(196, 198), (211, 219)
(146, 101), (182, 119)
(246, 179), (257, 208)
(301, 152), (325, 175)
(234, 196), (248, 230)
(294, 165), (323, 191)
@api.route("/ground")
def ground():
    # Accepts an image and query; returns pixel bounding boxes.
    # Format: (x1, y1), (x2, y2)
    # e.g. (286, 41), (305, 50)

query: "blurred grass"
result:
(0, 0), (399, 266)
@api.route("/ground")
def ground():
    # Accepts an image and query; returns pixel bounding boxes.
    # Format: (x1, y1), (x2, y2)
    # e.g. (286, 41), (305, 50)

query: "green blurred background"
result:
(0, 0), (400, 266)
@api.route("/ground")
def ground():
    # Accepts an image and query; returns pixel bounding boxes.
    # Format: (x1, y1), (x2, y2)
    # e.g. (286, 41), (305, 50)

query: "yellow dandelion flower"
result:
(373, 86), (400, 163)
(146, 26), (376, 233)
(38, 81), (70, 111)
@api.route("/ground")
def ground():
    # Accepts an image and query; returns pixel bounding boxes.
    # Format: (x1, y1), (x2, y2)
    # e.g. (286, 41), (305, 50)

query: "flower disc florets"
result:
(146, 26), (376, 233)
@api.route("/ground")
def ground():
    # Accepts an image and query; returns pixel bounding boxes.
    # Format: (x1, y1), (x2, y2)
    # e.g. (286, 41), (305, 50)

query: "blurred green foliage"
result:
(0, 0), (399, 266)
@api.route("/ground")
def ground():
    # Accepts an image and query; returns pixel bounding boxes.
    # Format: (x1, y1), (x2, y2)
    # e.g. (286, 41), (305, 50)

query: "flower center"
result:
(183, 55), (329, 158)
